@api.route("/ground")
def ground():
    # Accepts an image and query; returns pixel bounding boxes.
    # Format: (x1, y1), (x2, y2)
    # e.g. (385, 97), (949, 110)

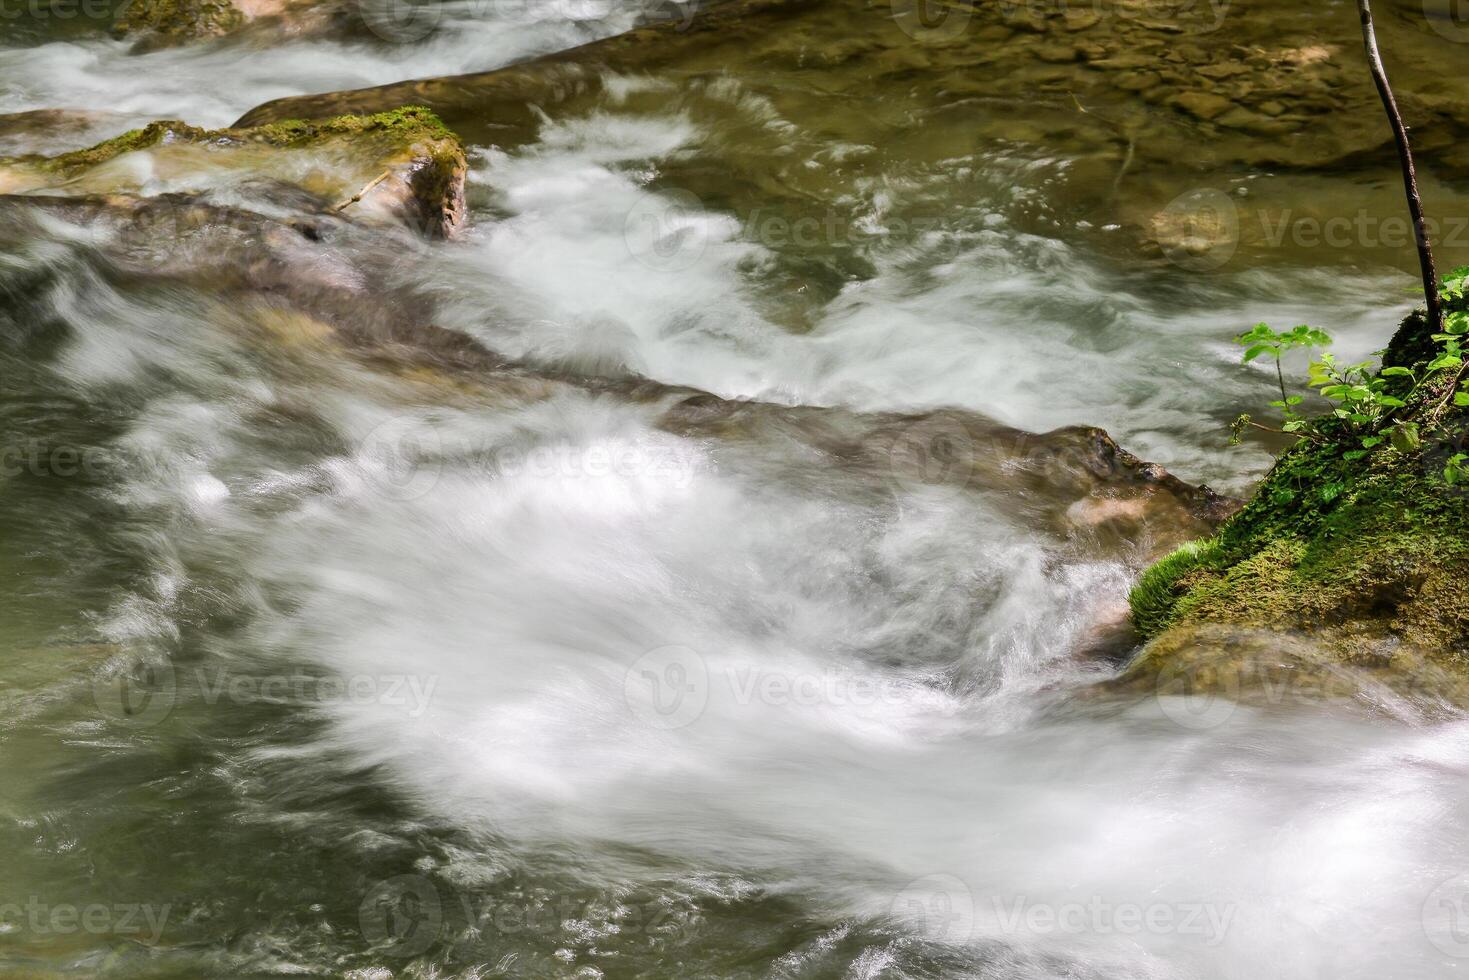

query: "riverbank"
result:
(1128, 286), (1469, 695)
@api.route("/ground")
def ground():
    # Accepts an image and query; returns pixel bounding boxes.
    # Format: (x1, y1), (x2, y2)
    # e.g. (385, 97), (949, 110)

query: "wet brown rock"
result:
(1116, 70), (1162, 92)
(1215, 106), (1293, 136)
(1170, 90), (1235, 121)
(0, 107), (466, 240)
(1196, 62), (1248, 80)
(1033, 42), (1081, 64)
(1063, 10), (1100, 31)
(1106, 623), (1469, 711)
(112, 0), (347, 48)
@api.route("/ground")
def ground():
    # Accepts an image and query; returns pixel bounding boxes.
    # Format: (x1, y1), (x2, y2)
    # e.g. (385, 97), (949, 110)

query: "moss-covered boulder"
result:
(0, 106), (466, 238)
(111, 0), (343, 48)
(1123, 293), (1469, 695)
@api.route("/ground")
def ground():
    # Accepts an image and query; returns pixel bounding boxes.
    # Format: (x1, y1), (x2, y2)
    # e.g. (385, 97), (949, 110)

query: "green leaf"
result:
(1390, 422), (1421, 453)
(1380, 366), (1414, 378)
(1377, 395), (1406, 408)
(1242, 345), (1269, 363)
(1456, 391), (1469, 407)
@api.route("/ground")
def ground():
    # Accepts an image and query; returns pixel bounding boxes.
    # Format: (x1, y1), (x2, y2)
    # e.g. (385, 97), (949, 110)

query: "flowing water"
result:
(4, 1), (1469, 977)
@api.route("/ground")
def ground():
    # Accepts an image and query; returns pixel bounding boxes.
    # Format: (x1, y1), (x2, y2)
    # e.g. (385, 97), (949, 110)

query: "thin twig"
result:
(333, 169), (393, 212)
(1426, 361), (1468, 421)
(1357, 0), (1442, 331)
(1237, 418), (1327, 443)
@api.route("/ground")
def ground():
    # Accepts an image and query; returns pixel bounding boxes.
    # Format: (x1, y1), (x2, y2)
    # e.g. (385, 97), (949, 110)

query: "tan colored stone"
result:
(1170, 90), (1235, 122)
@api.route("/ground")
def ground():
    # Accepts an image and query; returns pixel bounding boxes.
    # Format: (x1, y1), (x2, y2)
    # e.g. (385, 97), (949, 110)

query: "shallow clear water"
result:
(4, 2), (1469, 978)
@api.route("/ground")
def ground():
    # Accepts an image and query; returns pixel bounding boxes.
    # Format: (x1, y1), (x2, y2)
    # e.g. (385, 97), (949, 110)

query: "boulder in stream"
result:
(112, 0), (347, 49)
(0, 105), (466, 239)
(1124, 299), (1469, 701)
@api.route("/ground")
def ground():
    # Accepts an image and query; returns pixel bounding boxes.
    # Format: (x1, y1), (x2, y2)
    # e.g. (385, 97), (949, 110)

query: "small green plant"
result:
(1234, 322), (1332, 436)
(1233, 270), (1469, 478)
(1446, 453), (1469, 486)
(1304, 351), (1418, 457)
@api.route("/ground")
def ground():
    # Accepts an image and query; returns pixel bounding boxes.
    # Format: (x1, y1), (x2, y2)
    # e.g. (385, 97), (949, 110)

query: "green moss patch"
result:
(1127, 538), (1226, 637)
(16, 106), (459, 180)
(113, 0), (246, 40)
(1128, 291), (1469, 672)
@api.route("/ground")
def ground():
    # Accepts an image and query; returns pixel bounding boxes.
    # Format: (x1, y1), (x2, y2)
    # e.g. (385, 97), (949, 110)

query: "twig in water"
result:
(333, 170), (393, 212)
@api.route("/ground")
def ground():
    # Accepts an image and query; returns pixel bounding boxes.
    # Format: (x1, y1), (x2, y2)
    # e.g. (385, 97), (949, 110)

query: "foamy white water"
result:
(0, 0), (682, 128)
(3, 6), (1467, 978)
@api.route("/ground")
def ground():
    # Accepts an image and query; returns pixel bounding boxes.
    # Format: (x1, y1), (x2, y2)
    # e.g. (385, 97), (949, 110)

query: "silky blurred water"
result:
(4, 2), (1469, 978)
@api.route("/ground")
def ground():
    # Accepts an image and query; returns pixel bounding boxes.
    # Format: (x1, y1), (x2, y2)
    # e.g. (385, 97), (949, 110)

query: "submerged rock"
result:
(0, 179), (1232, 568)
(230, 0), (1469, 186)
(0, 106), (466, 239)
(1107, 623), (1469, 719)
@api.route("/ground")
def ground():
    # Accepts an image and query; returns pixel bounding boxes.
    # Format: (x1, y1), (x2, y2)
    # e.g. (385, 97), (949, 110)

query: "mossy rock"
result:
(111, 0), (344, 47)
(1126, 298), (1469, 689)
(1108, 623), (1469, 715)
(113, 0), (245, 42)
(0, 106), (466, 239)
(1129, 453), (1469, 659)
